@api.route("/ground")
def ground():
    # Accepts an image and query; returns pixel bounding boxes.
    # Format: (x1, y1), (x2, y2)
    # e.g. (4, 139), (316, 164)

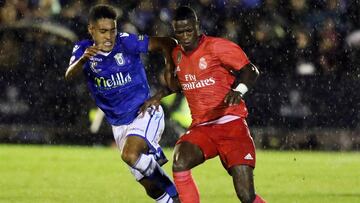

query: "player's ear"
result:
(88, 24), (93, 36)
(195, 20), (200, 33)
(171, 21), (176, 30)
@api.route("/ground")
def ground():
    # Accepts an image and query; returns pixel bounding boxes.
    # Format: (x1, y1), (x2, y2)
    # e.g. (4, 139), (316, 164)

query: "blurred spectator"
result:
(0, 33), (21, 68)
(128, 0), (156, 33)
(57, 0), (87, 37)
(316, 17), (342, 76)
(290, 26), (316, 76)
(280, 89), (311, 119)
(286, 0), (310, 27)
(0, 0), (18, 24)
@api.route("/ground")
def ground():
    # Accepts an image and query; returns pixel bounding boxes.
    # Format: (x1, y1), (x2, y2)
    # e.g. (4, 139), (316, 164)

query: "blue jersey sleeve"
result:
(118, 32), (149, 54)
(68, 40), (92, 65)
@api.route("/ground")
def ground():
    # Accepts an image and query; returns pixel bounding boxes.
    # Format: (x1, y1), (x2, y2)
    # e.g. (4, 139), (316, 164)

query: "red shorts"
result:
(177, 118), (256, 169)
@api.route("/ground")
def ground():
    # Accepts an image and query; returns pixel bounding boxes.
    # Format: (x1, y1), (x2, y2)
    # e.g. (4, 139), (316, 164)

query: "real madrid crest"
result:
(199, 57), (207, 70)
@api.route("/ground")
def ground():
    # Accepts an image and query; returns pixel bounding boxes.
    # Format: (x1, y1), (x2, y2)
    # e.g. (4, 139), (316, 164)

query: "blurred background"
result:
(0, 0), (359, 151)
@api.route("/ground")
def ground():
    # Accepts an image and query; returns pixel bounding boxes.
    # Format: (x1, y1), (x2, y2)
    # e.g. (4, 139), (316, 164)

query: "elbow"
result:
(154, 37), (177, 52)
(64, 69), (72, 81)
(251, 63), (260, 79)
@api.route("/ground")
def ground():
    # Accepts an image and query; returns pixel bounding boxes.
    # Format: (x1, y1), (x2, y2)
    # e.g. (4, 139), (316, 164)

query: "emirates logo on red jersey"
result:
(199, 57), (207, 70)
(182, 74), (215, 90)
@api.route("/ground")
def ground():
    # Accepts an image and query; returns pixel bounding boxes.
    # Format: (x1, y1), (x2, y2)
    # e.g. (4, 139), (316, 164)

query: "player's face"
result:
(173, 19), (199, 52)
(88, 18), (117, 52)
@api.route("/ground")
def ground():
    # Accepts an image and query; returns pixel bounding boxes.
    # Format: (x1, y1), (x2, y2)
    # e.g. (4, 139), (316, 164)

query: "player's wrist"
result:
(161, 86), (174, 96)
(154, 88), (169, 99)
(232, 83), (248, 96)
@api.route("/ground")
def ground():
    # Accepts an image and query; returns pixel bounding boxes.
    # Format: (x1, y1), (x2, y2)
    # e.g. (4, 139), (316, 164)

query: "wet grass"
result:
(1, 144), (359, 203)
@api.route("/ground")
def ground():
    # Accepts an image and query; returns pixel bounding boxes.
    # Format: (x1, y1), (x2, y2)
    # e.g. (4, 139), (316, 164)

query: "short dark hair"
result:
(173, 6), (198, 22)
(88, 4), (117, 23)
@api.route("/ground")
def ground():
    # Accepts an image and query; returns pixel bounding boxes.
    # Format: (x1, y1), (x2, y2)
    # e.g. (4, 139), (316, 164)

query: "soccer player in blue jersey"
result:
(65, 4), (179, 203)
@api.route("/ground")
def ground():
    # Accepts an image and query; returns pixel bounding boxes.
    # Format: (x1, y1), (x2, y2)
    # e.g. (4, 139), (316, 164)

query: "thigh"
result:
(173, 141), (205, 171)
(177, 125), (219, 161)
(112, 105), (165, 154)
(215, 118), (256, 170)
(112, 124), (127, 151)
(112, 106), (168, 168)
(129, 105), (165, 153)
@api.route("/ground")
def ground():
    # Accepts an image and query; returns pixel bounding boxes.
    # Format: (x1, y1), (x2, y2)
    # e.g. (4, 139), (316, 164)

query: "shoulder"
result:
(172, 45), (182, 54)
(117, 32), (147, 43)
(207, 36), (243, 53)
(208, 36), (238, 47)
(171, 45), (182, 60)
(117, 32), (148, 51)
(72, 39), (92, 53)
(74, 39), (92, 47)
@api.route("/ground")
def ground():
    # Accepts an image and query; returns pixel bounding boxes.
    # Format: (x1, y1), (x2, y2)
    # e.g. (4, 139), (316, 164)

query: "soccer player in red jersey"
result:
(141, 6), (266, 203)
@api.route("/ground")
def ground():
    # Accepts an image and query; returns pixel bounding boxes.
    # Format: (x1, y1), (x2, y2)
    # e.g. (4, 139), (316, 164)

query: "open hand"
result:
(138, 94), (162, 117)
(224, 90), (243, 106)
(82, 46), (101, 60)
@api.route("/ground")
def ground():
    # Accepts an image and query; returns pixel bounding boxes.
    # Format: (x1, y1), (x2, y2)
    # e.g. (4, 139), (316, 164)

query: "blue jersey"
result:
(69, 32), (151, 125)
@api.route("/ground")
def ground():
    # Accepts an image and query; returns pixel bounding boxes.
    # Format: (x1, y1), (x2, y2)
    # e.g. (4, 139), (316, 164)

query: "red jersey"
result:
(172, 35), (250, 127)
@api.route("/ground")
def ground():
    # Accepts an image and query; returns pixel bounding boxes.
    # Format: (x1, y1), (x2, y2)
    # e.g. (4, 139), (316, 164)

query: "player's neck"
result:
(183, 35), (203, 54)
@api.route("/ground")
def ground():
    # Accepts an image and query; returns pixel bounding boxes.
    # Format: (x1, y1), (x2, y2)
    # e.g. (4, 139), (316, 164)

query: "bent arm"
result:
(149, 36), (180, 93)
(65, 57), (86, 81)
(139, 37), (181, 113)
(148, 37), (176, 68)
(148, 36), (177, 54)
(224, 63), (259, 105)
(231, 63), (260, 93)
(65, 45), (100, 81)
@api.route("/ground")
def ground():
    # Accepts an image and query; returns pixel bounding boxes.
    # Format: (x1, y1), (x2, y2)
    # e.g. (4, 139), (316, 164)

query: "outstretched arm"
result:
(138, 68), (182, 115)
(148, 36), (178, 88)
(139, 37), (180, 114)
(65, 46), (100, 80)
(149, 37), (182, 92)
(224, 63), (259, 105)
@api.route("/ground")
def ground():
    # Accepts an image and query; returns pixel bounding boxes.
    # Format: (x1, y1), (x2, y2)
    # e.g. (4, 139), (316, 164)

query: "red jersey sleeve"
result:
(211, 38), (250, 70)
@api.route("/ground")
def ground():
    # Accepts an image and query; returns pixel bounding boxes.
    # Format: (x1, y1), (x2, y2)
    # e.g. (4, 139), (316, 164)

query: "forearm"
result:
(153, 85), (177, 102)
(231, 63), (259, 95)
(149, 37), (177, 78)
(149, 37), (177, 53)
(65, 57), (86, 80)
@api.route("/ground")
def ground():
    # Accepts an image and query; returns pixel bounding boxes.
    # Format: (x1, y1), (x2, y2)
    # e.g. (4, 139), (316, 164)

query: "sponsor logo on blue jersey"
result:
(94, 72), (132, 89)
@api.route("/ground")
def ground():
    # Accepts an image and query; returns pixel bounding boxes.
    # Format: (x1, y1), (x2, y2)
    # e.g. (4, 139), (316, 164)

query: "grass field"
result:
(1, 144), (359, 203)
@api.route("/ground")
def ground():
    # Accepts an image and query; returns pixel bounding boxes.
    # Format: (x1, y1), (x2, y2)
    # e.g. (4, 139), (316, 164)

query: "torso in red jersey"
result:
(172, 35), (250, 127)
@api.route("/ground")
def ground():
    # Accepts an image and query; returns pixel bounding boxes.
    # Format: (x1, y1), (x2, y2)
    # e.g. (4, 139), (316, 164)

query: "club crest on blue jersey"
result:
(114, 53), (125, 66)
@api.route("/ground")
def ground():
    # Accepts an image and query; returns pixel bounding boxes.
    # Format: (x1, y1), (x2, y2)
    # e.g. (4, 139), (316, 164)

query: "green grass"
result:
(0, 144), (359, 203)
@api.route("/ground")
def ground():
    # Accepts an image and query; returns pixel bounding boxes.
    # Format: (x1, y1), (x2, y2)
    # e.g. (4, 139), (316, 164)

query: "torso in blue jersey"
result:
(69, 32), (151, 125)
